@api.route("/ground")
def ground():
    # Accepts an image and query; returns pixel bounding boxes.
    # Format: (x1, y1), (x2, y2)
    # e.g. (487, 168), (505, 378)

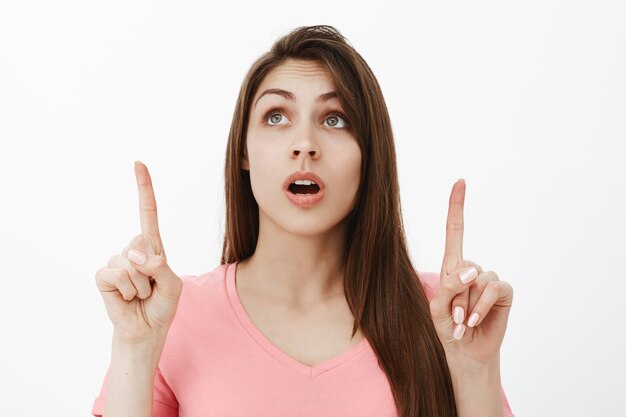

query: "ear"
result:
(241, 147), (250, 171)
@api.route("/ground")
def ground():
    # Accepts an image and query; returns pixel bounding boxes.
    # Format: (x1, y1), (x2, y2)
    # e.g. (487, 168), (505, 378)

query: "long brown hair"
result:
(220, 25), (457, 417)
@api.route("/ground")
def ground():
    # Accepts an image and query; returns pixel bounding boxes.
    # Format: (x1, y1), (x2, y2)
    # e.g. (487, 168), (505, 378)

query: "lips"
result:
(284, 188), (325, 207)
(283, 171), (325, 192)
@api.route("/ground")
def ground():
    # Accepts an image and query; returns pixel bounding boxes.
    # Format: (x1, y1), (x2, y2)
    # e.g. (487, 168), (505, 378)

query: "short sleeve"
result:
(501, 384), (515, 417)
(418, 270), (516, 417)
(91, 365), (179, 417)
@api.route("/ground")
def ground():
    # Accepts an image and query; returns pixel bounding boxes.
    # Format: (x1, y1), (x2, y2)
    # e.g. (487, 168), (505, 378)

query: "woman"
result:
(93, 25), (515, 417)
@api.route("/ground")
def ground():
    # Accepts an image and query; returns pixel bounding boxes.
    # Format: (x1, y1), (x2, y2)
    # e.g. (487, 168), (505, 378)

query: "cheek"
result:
(245, 136), (279, 199)
(342, 142), (362, 185)
(246, 134), (275, 169)
(330, 141), (362, 201)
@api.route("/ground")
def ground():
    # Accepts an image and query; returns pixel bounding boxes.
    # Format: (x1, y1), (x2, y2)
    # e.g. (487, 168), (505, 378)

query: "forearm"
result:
(103, 333), (166, 417)
(448, 355), (503, 417)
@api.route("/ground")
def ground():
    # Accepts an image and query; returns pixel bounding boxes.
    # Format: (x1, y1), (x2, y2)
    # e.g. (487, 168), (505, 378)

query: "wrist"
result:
(112, 327), (169, 347)
(111, 331), (167, 370)
(447, 352), (501, 381)
(105, 333), (166, 417)
(447, 354), (503, 417)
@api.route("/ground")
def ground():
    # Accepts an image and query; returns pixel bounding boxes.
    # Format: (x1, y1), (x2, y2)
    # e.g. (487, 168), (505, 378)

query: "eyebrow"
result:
(253, 89), (338, 109)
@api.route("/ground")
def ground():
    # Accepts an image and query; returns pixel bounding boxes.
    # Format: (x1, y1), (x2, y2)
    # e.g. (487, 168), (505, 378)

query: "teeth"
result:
(292, 179), (317, 185)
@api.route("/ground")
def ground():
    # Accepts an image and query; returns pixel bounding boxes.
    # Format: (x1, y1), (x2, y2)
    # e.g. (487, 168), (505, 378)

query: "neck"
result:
(238, 212), (349, 308)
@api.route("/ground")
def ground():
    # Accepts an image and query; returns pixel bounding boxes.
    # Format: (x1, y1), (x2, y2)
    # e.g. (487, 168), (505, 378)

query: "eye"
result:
(323, 112), (349, 129)
(263, 109), (290, 126)
(261, 108), (350, 129)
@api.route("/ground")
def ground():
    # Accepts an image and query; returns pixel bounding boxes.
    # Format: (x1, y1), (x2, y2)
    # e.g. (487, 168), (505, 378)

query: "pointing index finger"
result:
(443, 179), (466, 273)
(134, 161), (161, 237)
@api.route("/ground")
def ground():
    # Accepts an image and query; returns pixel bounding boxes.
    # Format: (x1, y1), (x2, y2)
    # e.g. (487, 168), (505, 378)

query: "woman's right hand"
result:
(95, 161), (183, 345)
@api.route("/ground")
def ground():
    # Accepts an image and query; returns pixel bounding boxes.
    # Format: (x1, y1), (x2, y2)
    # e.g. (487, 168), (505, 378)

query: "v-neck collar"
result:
(225, 261), (370, 380)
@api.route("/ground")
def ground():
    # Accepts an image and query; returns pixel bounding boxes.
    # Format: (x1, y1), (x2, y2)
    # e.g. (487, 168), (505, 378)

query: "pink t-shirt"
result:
(92, 261), (515, 416)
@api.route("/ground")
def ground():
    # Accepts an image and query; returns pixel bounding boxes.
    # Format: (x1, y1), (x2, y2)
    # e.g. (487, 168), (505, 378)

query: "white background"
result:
(1, 1), (624, 416)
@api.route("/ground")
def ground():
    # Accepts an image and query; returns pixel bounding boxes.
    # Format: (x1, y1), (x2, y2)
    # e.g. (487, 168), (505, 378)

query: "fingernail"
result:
(468, 312), (479, 327)
(128, 249), (146, 265)
(459, 267), (478, 284)
(453, 323), (466, 340)
(453, 306), (464, 324)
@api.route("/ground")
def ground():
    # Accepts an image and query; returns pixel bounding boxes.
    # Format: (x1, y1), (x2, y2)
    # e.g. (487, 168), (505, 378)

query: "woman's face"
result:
(243, 58), (362, 237)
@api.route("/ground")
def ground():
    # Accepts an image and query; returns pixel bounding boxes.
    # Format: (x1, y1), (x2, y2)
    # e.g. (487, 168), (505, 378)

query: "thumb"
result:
(127, 248), (180, 298)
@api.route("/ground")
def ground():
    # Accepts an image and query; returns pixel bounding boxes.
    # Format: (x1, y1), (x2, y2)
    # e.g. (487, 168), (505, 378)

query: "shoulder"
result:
(170, 263), (231, 317)
(176, 262), (231, 298)
(179, 262), (228, 287)
(160, 263), (233, 362)
(417, 270), (441, 302)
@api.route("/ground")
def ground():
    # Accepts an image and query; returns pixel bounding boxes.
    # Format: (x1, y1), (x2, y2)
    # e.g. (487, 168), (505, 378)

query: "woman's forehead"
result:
(257, 59), (335, 92)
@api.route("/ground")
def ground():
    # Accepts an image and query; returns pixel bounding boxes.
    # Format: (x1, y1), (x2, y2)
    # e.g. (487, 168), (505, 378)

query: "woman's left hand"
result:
(429, 179), (514, 367)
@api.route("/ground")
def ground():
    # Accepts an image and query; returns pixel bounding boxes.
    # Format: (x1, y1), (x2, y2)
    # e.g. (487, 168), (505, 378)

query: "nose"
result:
(291, 148), (317, 159)
(289, 127), (320, 161)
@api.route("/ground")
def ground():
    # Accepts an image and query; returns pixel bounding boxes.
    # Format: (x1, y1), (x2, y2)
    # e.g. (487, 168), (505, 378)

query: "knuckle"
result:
(140, 285), (153, 299)
(442, 279), (457, 293)
(137, 289), (151, 300)
(463, 260), (482, 274)
(124, 289), (137, 301)
(485, 280), (501, 295)
(94, 267), (106, 282)
(127, 282), (138, 296)
(500, 280), (513, 297)
(114, 269), (129, 285)
(130, 234), (146, 247)
(446, 220), (463, 231)
(153, 255), (167, 270)
(127, 269), (150, 298)
(451, 294), (467, 307)
(107, 255), (120, 266)
(125, 265), (139, 281)
(140, 198), (157, 212)
(486, 270), (499, 280)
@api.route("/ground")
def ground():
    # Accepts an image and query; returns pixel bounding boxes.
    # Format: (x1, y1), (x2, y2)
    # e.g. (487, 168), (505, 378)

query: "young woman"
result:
(93, 25), (515, 417)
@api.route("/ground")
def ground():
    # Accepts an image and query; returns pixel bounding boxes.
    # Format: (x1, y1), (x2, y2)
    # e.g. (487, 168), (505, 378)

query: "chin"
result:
(260, 208), (350, 238)
(277, 217), (343, 237)
(284, 224), (339, 238)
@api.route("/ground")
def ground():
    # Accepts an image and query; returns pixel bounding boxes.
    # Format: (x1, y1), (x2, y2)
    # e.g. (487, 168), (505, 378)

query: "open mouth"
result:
(288, 183), (321, 195)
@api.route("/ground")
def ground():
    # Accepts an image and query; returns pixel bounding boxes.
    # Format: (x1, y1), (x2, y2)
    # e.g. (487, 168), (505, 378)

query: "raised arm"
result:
(94, 161), (183, 417)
